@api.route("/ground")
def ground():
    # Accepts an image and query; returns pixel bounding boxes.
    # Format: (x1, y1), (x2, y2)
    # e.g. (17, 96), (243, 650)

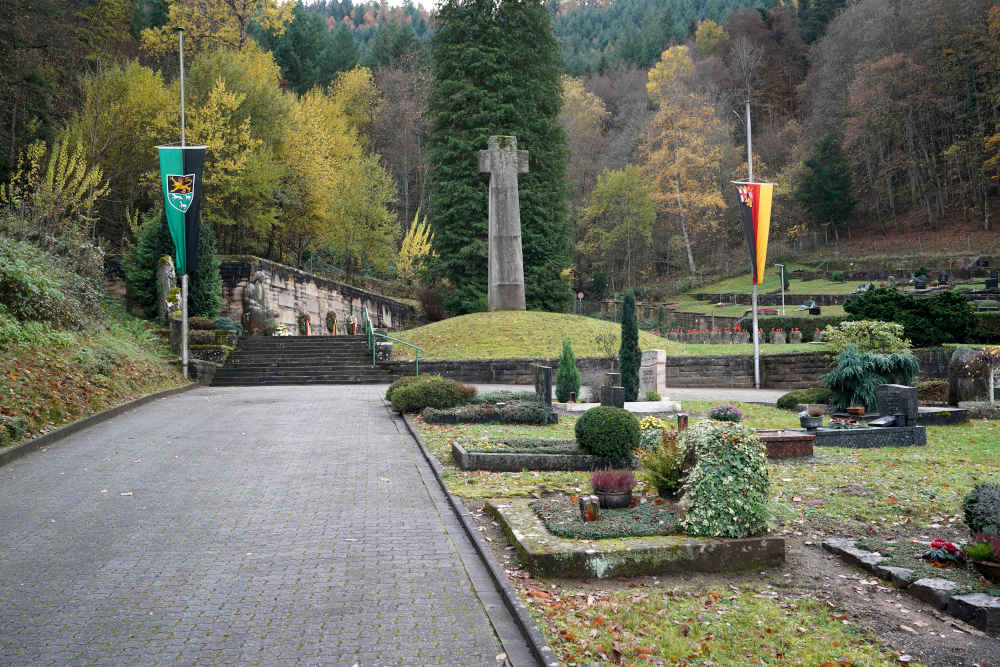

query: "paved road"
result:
(0, 386), (526, 665)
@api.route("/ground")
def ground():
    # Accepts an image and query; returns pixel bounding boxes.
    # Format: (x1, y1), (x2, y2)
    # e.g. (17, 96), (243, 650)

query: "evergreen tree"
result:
(798, 0), (851, 44)
(555, 338), (581, 402)
(426, 0), (572, 314)
(796, 133), (854, 237)
(619, 292), (640, 402)
(123, 211), (222, 319)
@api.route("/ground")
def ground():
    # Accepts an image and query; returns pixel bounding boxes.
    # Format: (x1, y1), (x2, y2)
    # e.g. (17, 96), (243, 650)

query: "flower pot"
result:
(973, 560), (1000, 584)
(806, 404), (825, 417)
(595, 490), (632, 509)
(846, 406), (865, 417)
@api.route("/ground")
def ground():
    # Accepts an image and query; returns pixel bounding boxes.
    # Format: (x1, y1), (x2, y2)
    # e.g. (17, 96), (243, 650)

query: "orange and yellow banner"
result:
(734, 182), (774, 285)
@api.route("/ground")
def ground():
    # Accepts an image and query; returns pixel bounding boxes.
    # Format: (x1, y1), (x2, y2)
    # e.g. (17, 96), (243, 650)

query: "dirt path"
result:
(463, 499), (998, 666)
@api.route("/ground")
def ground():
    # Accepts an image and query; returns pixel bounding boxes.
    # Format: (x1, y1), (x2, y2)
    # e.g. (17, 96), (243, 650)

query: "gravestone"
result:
(876, 384), (918, 427)
(987, 271), (999, 291)
(477, 135), (528, 311)
(534, 364), (553, 411)
(600, 372), (625, 408)
(948, 346), (989, 405)
(639, 350), (666, 398)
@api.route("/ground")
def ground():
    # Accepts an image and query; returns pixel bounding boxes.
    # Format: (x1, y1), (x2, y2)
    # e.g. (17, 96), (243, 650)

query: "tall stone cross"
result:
(477, 135), (528, 311)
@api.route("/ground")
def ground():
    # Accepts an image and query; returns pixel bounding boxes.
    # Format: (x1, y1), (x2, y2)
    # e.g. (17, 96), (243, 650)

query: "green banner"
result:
(157, 145), (206, 275)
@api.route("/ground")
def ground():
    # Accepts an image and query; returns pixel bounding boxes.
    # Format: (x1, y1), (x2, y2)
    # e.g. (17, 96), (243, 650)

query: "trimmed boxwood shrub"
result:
(385, 375), (425, 402)
(753, 315), (847, 342)
(679, 419), (770, 538)
(963, 483), (1000, 536)
(776, 387), (832, 410)
(574, 406), (639, 461)
(388, 375), (465, 413)
(422, 401), (554, 425)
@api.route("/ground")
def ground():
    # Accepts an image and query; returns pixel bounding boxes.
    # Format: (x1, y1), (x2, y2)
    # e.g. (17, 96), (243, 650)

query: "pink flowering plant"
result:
(708, 404), (743, 423)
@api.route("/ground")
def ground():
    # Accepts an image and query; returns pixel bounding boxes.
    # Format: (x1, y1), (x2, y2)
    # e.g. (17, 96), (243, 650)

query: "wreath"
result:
(325, 311), (338, 334)
(297, 312), (311, 335)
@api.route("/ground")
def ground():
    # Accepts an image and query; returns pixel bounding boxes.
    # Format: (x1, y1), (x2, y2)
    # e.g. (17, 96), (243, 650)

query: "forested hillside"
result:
(0, 0), (997, 313)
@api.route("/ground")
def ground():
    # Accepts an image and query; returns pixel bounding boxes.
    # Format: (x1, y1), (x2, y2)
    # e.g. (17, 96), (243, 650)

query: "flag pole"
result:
(178, 26), (189, 380)
(746, 96), (760, 389)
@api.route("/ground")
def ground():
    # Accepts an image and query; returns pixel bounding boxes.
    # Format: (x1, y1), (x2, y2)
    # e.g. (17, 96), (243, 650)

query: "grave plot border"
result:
(811, 426), (926, 448)
(823, 538), (1000, 636)
(487, 498), (785, 579)
(451, 442), (627, 472)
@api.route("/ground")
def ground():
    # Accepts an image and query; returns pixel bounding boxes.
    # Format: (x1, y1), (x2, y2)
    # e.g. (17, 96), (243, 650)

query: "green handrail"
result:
(363, 306), (423, 376)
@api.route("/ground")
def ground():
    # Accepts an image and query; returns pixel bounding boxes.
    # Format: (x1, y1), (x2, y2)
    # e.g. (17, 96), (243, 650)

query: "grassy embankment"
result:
(1, 236), (187, 449)
(392, 311), (819, 360)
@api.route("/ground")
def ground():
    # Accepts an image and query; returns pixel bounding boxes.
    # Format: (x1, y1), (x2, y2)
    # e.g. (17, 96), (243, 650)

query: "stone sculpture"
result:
(156, 255), (177, 324)
(241, 270), (277, 334)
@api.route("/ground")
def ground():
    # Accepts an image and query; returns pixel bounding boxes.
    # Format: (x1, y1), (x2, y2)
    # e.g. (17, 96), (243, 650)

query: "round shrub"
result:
(776, 387), (832, 410)
(385, 375), (425, 402)
(574, 406), (640, 461)
(389, 375), (465, 413)
(963, 483), (1000, 536)
(679, 419), (770, 538)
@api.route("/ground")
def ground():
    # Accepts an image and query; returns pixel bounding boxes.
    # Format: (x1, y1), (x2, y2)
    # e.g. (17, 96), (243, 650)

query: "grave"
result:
(533, 363), (553, 412)
(451, 441), (623, 472)
(487, 498), (784, 579)
(600, 372), (625, 408)
(798, 384), (926, 448)
(639, 349), (666, 397)
(477, 135), (528, 311)
(755, 430), (815, 458)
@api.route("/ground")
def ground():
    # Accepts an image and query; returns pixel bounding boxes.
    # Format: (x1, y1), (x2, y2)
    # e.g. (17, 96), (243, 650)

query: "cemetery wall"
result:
(218, 256), (416, 333)
(387, 347), (951, 389)
(663, 311), (740, 331)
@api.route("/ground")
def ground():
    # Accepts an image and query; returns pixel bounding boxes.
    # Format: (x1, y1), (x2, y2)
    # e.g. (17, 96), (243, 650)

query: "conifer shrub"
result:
(574, 406), (639, 462)
(555, 338), (580, 402)
(824, 345), (920, 411)
(619, 292), (640, 401)
(963, 483), (1000, 536)
(679, 419), (770, 538)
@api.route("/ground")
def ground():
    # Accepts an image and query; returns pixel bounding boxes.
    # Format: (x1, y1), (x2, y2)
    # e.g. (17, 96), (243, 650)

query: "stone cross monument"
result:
(478, 135), (528, 311)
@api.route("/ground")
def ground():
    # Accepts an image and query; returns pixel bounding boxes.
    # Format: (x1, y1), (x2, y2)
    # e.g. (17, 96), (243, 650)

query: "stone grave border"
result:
(487, 498), (785, 579)
(823, 538), (1000, 636)
(451, 441), (628, 472)
(811, 426), (927, 448)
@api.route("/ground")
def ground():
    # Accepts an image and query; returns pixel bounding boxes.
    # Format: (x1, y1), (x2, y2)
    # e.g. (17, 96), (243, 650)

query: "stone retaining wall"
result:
(692, 293), (847, 306)
(385, 346), (952, 390)
(663, 311), (740, 331)
(218, 255), (416, 334)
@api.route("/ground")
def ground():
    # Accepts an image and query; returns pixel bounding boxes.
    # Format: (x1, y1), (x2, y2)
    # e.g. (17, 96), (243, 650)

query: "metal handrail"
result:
(363, 306), (423, 375)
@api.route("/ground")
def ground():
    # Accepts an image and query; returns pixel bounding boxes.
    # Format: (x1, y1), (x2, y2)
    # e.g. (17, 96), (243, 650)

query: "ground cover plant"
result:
(422, 401), (553, 424)
(530, 496), (679, 539)
(463, 438), (578, 454)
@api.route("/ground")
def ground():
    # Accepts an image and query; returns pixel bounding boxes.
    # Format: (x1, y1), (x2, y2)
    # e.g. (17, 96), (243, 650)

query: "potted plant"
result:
(590, 469), (635, 508)
(966, 534), (1000, 583)
(920, 538), (965, 568)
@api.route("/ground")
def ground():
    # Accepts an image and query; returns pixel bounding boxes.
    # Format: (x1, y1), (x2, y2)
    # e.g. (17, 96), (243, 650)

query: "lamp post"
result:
(775, 263), (785, 316)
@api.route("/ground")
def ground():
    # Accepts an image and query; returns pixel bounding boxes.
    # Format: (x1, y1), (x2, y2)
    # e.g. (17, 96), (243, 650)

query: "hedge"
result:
(750, 315), (848, 341)
(974, 312), (1000, 343)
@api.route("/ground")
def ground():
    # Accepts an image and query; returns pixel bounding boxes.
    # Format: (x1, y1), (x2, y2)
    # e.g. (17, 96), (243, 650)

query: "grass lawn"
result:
(411, 400), (997, 665)
(393, 311), (672, 360)
(390, 311), (829, 360)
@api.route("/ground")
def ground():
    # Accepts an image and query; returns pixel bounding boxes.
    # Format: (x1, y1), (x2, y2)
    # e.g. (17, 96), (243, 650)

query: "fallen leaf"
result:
(379, 476), (391, 483)
(120, 491), (133, 496)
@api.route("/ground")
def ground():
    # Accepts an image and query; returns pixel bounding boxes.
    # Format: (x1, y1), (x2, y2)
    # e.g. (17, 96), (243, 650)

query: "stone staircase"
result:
(211, 335), (398, 386)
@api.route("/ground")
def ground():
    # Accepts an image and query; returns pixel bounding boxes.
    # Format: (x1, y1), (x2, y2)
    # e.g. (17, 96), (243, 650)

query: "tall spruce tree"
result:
(796, 134), (853, 239)
(619, 291), (640, 402)
(426, 0), (572, 314)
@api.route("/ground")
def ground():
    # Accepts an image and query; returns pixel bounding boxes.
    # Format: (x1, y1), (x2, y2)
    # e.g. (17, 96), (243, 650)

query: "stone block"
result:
(876, 384), (918, 426)
(874, 565), (917, 587)
(533, 364), (553, 410)
(947, 593), (1000, 635)
(949, 346), (989, 405)
(910, 578), (957, 609)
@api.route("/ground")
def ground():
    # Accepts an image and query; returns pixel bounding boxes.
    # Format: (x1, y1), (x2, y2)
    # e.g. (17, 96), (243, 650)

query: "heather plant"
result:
(590, 469), (636, 494)
(707, 404), (743, 422)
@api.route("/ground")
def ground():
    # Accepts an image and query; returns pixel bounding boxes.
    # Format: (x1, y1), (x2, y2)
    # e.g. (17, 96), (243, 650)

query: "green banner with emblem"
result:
(157, 145), (206, 275)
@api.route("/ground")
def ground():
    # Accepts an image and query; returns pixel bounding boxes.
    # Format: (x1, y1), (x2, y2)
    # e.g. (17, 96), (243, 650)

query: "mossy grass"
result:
(530, 496), (679, 539)
(855, 538), (1000, 596)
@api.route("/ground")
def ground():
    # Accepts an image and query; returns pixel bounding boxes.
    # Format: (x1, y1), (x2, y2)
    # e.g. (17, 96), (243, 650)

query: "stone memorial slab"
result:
(477, 135), (528, 311)
(876, 384), (918, 426)
(533, 364), (553, 411)
(639, 349), (667, 397)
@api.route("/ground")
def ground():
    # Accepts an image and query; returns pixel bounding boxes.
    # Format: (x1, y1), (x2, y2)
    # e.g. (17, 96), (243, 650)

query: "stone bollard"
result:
(814, 329), (824, 343)
(771, 329), (787, 344)
(789, 329), (803, 344)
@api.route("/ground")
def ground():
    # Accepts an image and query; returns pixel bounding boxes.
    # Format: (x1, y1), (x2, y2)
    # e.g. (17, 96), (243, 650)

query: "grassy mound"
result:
(393, 311), (670, 360)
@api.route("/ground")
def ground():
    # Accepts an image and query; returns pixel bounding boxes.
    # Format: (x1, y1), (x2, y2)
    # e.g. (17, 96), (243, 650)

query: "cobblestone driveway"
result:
(0, 386), (514, 665)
